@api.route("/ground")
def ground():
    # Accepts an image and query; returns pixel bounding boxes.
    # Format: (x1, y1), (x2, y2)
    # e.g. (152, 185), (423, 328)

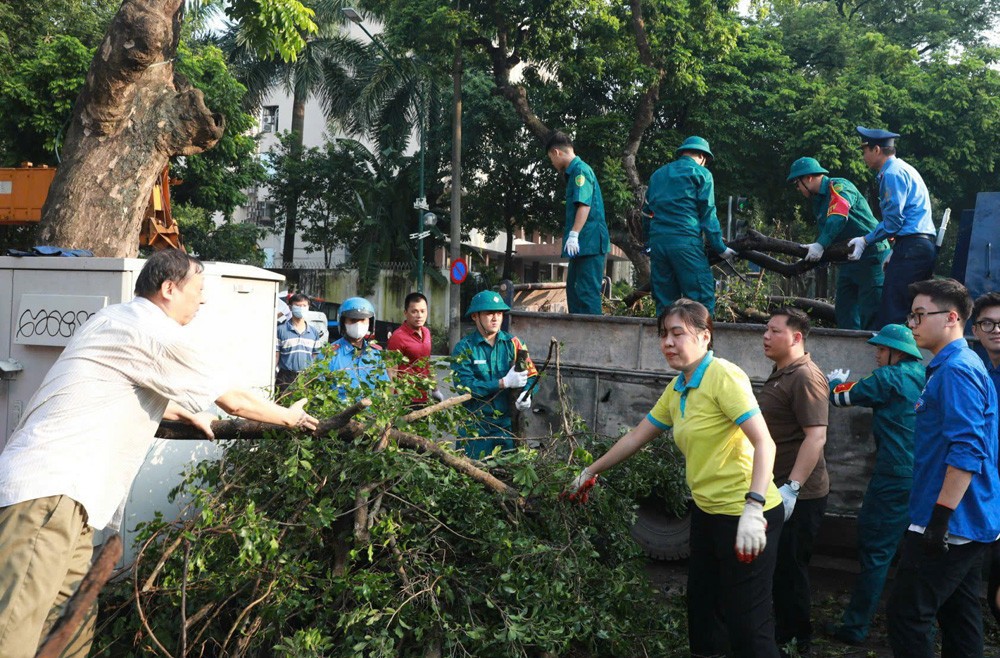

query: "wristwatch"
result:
(745, 491), (766, 505)
(786, 480), (801, 493)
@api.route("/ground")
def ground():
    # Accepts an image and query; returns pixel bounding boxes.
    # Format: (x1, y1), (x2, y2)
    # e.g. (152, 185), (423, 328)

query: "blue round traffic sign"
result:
(450, 258), (468, 284)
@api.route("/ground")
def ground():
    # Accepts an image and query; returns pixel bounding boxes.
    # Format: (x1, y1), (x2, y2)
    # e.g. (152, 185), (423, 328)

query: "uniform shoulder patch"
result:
(330, 343), (340, 352)
(575, 174), (586, 187)
(833, 381), (855, 394)
(828, 184), (852, 218)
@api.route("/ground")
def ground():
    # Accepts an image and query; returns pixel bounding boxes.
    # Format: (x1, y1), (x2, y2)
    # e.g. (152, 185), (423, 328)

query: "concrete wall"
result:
(509, 311), (925, 517)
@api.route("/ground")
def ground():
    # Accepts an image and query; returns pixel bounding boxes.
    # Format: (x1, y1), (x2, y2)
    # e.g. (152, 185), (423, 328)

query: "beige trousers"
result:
(0, 496), (95, 658)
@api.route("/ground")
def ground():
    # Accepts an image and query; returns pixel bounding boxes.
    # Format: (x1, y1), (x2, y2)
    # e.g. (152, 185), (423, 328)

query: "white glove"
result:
(777, 483), (798, 522)
(563, 467), (598, 503)
(501, 366), (528, 390)
(847, 236), (867, 261)
(802, 242), (824, 262)
(735, 501), (767, 563)
(431, 388), (445, 402)
(826, 368), (850, 384)
(515, 390), (532, 411)
(719, 247), (738, 261)
(565, 231), (580, 257)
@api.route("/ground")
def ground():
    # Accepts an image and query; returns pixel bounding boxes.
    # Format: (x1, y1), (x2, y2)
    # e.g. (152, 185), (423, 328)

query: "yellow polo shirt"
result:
(647, 352), (782, 516)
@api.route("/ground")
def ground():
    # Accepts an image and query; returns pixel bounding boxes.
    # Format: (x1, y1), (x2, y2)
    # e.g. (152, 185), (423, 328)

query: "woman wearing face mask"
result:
(564, 299), (784, 658)
(328, 297), (390, 400)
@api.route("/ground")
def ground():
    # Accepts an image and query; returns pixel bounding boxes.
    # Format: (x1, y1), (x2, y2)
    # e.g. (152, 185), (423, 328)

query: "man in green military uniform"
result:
(546, 131), (610, 315)
(824, 324), (925, 645)
(451, 291), (538, 458)
(788, 157), (889, 329)
(643, 136), (737, 316)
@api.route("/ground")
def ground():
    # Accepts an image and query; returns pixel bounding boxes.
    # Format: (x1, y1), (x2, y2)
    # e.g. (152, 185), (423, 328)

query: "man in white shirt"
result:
(0, 249), (319, 658)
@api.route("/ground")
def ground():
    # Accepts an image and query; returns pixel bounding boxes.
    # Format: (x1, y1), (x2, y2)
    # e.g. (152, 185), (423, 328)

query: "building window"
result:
(248, 200), (276, 228)
(261, 106), (279, 133)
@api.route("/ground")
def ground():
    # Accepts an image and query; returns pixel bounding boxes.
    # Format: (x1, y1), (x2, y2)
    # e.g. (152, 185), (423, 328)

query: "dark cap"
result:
(856, 126), (899, 148)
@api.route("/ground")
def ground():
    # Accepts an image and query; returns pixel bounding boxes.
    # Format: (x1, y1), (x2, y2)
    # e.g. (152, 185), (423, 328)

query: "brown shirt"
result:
(757, 353), (830, 499)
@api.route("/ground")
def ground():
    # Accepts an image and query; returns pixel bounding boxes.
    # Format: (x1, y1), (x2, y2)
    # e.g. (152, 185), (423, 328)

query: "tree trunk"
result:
(38, 0), (224, 256)
(282, 88), (307, 266)
(449, 45), (463, 351)
(479, 16), (659, 284)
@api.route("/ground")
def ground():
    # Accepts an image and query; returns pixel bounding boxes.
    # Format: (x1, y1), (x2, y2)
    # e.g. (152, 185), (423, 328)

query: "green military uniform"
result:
(827, 325), (925, 643)
(643, 138), (727, 316)
(562, 156), (610, 315)
(810, 176), (888, 329)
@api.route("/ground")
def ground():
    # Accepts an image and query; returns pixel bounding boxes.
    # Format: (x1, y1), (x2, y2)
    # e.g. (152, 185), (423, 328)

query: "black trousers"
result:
(989, 540), (1000, 626)
(773, 495), (826, 652)
(887, 531), (988, 658)
(687, 504), (784, 658)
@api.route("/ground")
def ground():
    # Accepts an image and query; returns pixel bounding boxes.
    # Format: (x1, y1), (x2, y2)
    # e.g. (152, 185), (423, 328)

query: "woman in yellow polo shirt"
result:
(566, 298), (784, 657)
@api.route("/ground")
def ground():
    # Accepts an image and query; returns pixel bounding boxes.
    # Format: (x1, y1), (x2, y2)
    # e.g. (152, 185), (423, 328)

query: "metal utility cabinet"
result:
(0, 256), (283, 557)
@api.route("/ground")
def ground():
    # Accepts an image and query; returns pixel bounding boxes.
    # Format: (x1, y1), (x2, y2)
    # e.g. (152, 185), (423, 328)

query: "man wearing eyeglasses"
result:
(886, 278), (1000, 658)
(846, 127), (937, 329)
(971, 292), (1000, 630)
(786, 157), (888, 329)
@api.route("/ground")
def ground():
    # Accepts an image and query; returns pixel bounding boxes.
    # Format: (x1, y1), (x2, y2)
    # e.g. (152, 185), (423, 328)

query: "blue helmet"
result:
(339, 297), (375, 338)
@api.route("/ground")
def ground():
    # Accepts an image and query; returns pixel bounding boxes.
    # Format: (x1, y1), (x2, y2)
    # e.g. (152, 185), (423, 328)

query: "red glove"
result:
(562, 467), (598, 504)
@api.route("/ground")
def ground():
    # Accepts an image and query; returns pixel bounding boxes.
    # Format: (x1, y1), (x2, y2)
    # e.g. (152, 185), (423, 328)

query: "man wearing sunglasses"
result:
(846, 127), (937, 328)
(886, 279), (1000, 658)
(971, 292), (1000, 631)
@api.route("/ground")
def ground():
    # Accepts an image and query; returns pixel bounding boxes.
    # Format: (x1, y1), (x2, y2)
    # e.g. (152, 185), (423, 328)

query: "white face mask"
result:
(345, 320), (367, 340)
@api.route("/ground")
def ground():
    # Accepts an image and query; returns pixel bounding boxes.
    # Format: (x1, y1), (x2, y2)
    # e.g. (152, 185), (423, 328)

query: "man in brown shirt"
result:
(759, 307), (830, 657)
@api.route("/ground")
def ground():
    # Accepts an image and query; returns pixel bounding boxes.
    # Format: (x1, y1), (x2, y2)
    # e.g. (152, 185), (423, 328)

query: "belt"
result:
(896, 233), (934, 242)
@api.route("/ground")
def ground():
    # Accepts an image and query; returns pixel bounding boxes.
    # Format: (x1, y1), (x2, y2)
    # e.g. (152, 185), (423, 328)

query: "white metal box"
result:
(0, 256), (284, 558)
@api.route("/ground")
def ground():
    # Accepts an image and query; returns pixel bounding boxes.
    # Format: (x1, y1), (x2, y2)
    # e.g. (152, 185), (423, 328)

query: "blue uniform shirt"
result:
(328, 336), (390, 400)
(982, 355), (1000, 402)
(911, 338), (1000, 542)
(562, 157), (610, 258)
(642, 155), (726, 254)
(276, 320), (322, 372)
(865, 156), (935, 244)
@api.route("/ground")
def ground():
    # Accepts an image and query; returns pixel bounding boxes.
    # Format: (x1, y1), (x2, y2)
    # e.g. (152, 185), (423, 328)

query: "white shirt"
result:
(0, 297), (224, 530)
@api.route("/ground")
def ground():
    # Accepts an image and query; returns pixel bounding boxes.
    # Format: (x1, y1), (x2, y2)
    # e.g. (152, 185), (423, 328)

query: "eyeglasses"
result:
(906, 310), (951, 326)
(975, 319), (1000, 333)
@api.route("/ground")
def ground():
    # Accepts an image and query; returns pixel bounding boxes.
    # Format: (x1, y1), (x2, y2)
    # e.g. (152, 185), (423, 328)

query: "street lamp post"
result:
(343, 7), (428, 292)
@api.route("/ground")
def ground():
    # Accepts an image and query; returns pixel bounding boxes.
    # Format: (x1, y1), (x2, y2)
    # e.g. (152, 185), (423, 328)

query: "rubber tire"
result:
(630, 496), (692, 561)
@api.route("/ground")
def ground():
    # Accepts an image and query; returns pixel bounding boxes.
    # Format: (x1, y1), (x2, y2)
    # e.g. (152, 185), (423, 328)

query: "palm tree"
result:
(223, 0), (363, 266)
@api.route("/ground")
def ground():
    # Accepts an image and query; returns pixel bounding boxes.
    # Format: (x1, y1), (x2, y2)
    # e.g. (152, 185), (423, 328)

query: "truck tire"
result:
(630, 496), (691, 561)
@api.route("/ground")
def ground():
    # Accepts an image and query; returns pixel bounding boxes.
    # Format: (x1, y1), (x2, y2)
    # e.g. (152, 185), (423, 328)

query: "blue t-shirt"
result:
(911, 339), (1000, 542)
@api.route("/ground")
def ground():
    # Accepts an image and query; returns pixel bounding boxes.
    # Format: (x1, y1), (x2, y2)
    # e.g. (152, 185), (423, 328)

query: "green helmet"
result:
(786, 157), (829, 182)
(675, 136), (714, 159)
(868, 323), (923, 360)
(466, 290), (510, 317)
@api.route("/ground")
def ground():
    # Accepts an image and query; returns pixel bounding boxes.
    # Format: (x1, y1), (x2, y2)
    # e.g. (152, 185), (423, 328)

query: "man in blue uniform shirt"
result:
(328, 297), (390, 401)
(545, 131), (610, 315)
(847, 127), (937, 328)
(971, 292), (1000, 628)
(886, 279), (1000, 658)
